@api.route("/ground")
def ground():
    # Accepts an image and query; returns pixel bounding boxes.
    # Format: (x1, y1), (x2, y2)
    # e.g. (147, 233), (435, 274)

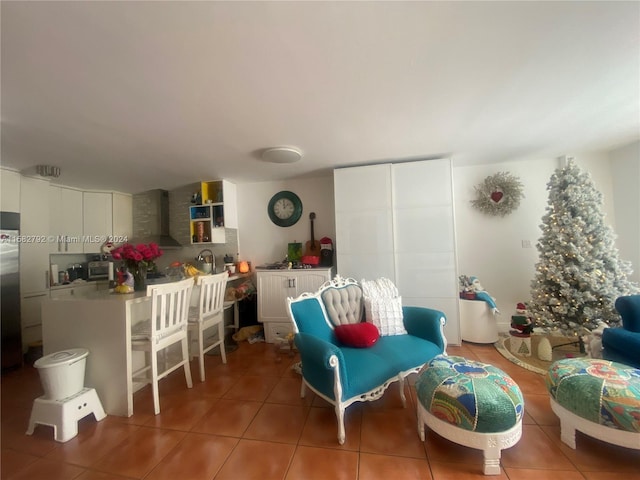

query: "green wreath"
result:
(471, 172), (524, 217)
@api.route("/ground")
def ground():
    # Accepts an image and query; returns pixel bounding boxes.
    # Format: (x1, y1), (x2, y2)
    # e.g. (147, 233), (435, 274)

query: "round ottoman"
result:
(416, 355), (524, 475)
(545, 358), (640, 450)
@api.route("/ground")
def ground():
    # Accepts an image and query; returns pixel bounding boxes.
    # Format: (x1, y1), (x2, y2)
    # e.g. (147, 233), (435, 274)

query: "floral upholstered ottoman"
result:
(545, 358), (640, 450)
(416, 355), (524, 475)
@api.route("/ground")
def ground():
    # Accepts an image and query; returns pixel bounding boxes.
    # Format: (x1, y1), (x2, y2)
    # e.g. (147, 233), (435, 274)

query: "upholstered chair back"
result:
(289, 296), (337, 344)
(615, 294), (640, 333)
(321, 284), (364, 326)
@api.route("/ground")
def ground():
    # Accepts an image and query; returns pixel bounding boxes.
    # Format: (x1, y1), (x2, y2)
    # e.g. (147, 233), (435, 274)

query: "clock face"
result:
(268, 191), (302, 227)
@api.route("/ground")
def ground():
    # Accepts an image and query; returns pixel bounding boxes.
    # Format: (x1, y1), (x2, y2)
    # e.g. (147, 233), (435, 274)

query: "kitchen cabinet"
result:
(20, 176), (51, 293)
(21, 291), (48, 352)
(1, 168), (21, 212)
(256, 268), (333, 343)
(334, 159), (460, 345)
(49, 185), (84, 253)
(112, 193), (133, 242)
(83, 192), (113, 253)
(189, 180), (237, 244)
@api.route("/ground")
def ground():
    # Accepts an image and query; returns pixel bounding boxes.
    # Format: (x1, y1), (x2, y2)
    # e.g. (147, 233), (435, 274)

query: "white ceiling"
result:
(2, 1), (639, 194)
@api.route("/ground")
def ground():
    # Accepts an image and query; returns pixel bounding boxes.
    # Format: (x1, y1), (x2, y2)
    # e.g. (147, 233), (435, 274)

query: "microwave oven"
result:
(88, 261), (110, 280)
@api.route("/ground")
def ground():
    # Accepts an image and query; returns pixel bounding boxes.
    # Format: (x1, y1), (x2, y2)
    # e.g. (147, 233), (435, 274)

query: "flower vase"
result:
(132, 264), (147, 292)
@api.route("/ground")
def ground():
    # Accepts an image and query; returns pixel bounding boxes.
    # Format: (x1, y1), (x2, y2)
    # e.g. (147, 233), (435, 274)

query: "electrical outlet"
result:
(521, 240), (532, 248)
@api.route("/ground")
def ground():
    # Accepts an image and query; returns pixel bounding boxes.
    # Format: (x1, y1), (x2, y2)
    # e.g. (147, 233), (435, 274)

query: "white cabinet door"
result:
(112, 193), (133, 242)
(83, 192), (113, 252)
(257, 269), (333, 324)
(20, 176), (50, 293)
(334, 164), (394, 280)
(1, 168), (21, 212)
(333, 159), (460, 345)
(392, 159), (459, 344)
(49, 186), (84, 253)
(257, 271), (295, 322)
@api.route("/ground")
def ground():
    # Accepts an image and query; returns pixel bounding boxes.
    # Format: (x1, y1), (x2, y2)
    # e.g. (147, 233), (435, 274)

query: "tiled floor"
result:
(2, 340), (639, 480)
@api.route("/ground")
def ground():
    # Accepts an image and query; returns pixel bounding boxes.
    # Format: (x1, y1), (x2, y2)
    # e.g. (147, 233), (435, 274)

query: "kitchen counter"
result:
(41, 273), (253, 416)
(41, 291), (153, 417)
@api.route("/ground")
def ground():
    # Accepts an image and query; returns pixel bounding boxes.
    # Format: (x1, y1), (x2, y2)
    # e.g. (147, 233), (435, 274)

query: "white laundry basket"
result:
(34, 348), (89, 400)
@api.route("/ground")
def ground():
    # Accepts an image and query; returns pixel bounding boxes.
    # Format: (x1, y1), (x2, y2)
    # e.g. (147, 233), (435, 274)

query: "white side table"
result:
(459, 299), (499, 344)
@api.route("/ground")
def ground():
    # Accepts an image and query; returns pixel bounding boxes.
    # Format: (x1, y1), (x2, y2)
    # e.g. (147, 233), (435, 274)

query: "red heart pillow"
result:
(334, 322), (380, 348)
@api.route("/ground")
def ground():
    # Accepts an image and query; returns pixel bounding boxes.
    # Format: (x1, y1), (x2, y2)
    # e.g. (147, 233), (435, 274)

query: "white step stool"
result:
(26, 387), (106, 442)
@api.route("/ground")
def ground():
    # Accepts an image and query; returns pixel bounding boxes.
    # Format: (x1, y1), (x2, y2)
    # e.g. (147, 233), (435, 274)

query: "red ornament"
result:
(490, 190), (504, 203)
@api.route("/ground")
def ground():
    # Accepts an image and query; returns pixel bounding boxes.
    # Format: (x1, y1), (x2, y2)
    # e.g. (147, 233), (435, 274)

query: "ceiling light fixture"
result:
(36, 165), (61, 178)
(262, 146), (303, 164)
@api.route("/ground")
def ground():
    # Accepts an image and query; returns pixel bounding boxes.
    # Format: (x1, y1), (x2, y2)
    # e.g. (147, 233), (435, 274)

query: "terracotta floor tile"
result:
(190, 372), (239, 397)
(360, 407), (426, 458)
(358, 452), (432, 480)
(422, 428), (484, 466)
(142, 389), (217, 431)
(265, 377), (315, 406)
(145, 432), (238, 480)
(502, 468), (592, 480)
(214, 438), (295, 480)
(75, 472), (134, 480)
(299, 405), (362, 451)
(190, 398), (261, 437)
(522, 393), (559, 426)
(3, 457), (86, 480)
(540, 425), (640, 472)
(221, 375), (279, 402)
(582, 472), (640, 480)
(0, 448), (39, 478)
(286, 445), (358, 480)
(44, 417), (140, 466)
(244, 403), (309, 444)
(501, 425), (575, 470)
(429, 460), (509, 479)
(91, 426), (186, 478)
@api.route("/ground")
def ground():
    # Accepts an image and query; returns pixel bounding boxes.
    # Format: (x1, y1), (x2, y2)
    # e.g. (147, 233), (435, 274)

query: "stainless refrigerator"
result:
(1, 212), (21, 370)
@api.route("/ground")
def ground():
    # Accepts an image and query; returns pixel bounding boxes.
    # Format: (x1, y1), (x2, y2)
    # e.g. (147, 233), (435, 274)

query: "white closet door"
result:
(392, 159), (460, 344)
(334, 164), (395, 281)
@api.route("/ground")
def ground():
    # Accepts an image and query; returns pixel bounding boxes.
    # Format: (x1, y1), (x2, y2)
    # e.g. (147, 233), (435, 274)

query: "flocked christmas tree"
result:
(529, 159), (638, 336)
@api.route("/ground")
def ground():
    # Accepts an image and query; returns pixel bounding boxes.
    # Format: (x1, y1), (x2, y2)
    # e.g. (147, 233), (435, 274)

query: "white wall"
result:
(610, 141), (640, 284)
(236, 176), (335, 267)
(453, 152), (619, 331)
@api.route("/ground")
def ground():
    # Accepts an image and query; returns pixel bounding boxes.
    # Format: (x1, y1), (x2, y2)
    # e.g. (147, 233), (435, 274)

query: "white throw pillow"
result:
(361, 278), (407, 336)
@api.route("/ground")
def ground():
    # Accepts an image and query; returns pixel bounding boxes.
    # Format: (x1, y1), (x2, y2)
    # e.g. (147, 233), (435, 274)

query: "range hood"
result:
(131, 189), (182, 249)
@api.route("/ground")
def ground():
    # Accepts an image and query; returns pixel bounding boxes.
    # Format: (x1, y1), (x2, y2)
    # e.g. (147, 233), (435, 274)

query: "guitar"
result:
(304, 212), (321, 257)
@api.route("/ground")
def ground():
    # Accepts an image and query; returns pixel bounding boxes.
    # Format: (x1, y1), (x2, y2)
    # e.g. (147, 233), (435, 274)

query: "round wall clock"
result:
(267, 190), (303, 227)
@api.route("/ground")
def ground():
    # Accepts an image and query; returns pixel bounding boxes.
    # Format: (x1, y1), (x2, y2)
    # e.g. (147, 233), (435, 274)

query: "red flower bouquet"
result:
(111, 243), (163, 291)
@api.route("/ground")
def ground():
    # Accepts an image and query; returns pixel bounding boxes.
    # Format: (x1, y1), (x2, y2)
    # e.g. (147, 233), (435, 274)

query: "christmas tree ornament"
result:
(471, 172), (524, 217)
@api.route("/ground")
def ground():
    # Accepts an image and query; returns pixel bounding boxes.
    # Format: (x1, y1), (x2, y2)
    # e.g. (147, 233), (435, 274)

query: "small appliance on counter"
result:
(88, 261), (110, 280)
(66, 263), (87, 282)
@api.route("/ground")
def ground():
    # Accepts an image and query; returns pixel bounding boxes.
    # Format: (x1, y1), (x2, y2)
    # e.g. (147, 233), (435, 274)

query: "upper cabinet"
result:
(83, 192), (112, 253)
(49, 186), (133, 253)
(49, 185), (83, 253)
(83, 191), (133, 252)
(112, 193), (133, 241)
(20, 176), (51, 293)
(1, 168), (21, 212)
(189, 180), (237, 244)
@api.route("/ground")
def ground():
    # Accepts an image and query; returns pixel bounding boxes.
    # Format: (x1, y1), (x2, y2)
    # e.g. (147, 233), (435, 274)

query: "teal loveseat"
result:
(286, 275), (447, 444)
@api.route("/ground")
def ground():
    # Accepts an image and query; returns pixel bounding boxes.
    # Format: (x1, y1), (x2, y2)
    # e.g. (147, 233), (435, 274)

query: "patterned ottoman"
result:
(416, 355), (524, 475)
(545, 358), (640, 449)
